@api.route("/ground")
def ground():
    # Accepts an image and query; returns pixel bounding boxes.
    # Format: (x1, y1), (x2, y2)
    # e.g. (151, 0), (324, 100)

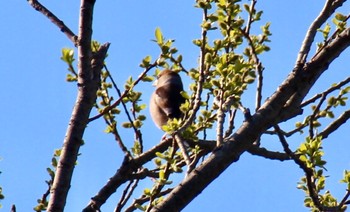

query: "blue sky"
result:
(1, 1), (350, 211)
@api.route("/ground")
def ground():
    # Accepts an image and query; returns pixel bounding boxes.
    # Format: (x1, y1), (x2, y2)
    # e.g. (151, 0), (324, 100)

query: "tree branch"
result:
(150, 26), (350, 211)
(46, 0), (110, 211)
(319, 109), (350, 139)
(301, 76), (350, 107)
(83, 138), (173, 211)
(88, 63), (156, 122)
(294, 0), (346, 69)
(27, 0), (78, 45)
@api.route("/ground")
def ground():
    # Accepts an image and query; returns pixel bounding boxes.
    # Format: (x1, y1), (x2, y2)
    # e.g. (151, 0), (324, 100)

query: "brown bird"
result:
(150, 70), (185, 129)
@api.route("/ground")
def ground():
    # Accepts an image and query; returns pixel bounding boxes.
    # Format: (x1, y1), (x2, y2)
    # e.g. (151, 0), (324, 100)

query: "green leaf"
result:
(140, 55), (152, 68)
(159, 170), (165, 180)
(121, 122), (132, 128)
(141, 75), (154, 82)
(299, 155), (308, 162)
(335, 13), (347, 22)
(180, 91), (190, 99)
(144, 188), (151, 196)
(155, 27), (163, 45)
(61, 48), (75, 64)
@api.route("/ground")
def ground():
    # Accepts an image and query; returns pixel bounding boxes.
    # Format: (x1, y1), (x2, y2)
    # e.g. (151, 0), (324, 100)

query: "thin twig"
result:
(274, 125), (345, 211)
(89, 63), (157, 122)
(301, 76), (350, 107)
(244, 0), (257, 34)
(104, 64), (144, 151)
(27, 0), (78, 45)
(224, 109), (236, 138)
(174, 134), (193, 174)
(339, 189), (350, 209)
(319, 109), (350, 139)
(124, 188), (173, 212)
(308, 93), (327, 138)
(274, 125), (321, 210)
(115, 180), (139, 212)
(83, 138), (173, 211)
(216, 89), (225, 146)
(239, 28), (265, 111)
(145, 140), (177, 212)
(175, 7), (208, 133)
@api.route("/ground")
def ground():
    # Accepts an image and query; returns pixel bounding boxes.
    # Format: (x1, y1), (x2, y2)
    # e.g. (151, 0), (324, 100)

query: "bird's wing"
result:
(156, 86), (185, 117)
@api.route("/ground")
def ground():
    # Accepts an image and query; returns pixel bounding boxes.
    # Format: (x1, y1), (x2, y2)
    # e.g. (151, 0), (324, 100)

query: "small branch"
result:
(224, 109), (236, 138)
(244, 0), (257, 34)
(294, 0), (346, 69)
(202, 92), (211, 141)
(104, 64), (142, 154)
(339, 189), (350, 209)
(83, 138), (173, 211)
(308, 94), (327, 138)
(174, 134), (193, 174)
(145, 142), (176, 212)
(239, 28), (264, 111)
(175, 7), (208, 134)
(115, 180), (139, 212)
(11, 205), (16, 212)
(88, 63), (156, 122)
(27, 0), (78, 45)
(216, 89), (225, 146)
(103, 64), (144, 148)
(124, 188), (173, 212)
(319, 109), (350, 139)
(274, 125), (322, 210)
(247, 145), (290, 161)
(301, 76), (350, 107)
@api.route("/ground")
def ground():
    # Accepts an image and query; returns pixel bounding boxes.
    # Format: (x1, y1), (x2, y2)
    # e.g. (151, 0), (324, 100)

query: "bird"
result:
(149, 69), (185, 129)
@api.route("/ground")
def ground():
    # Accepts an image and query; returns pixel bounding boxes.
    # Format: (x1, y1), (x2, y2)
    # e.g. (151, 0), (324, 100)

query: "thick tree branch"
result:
(280, 26), (350, 122)
(46, 0), (110, 211)
(151, 26), (350, 211)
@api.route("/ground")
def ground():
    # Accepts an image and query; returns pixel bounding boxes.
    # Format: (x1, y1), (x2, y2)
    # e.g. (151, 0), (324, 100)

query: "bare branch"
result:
(244, 0), (257, 34)
(247, 145), (290, 161)
(294, 0), (346, 69)
(319, 109), (350, 139)
(115, 180), (139, 212)
(301, 76), (350, 107)
(11, 205), (16, 212)
(27, 0), (78, 45)
(224, 109), (237, 138)
(339, 190), (350, 209)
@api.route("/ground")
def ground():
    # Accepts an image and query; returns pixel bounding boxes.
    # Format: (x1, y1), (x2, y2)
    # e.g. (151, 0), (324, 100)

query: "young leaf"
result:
(155, 27), (163, 45)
